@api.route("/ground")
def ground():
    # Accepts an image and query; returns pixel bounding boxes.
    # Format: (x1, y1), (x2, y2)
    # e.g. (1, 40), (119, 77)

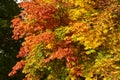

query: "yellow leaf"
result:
(86, 77), (92, 80)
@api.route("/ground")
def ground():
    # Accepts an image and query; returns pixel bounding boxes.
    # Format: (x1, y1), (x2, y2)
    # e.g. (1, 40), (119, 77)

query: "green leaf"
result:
(86, 49), (96, 55)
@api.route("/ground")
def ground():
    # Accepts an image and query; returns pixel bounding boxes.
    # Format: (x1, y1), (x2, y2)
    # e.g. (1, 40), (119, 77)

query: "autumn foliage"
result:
(9, 0), (120, 80)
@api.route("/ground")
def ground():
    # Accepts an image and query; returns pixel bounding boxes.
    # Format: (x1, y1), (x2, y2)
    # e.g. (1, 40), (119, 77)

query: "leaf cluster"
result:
(9, 0), (120, 80)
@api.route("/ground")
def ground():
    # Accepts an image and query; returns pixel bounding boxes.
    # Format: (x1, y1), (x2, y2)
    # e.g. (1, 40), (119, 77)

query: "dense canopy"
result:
(7, 0), (120, 80)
